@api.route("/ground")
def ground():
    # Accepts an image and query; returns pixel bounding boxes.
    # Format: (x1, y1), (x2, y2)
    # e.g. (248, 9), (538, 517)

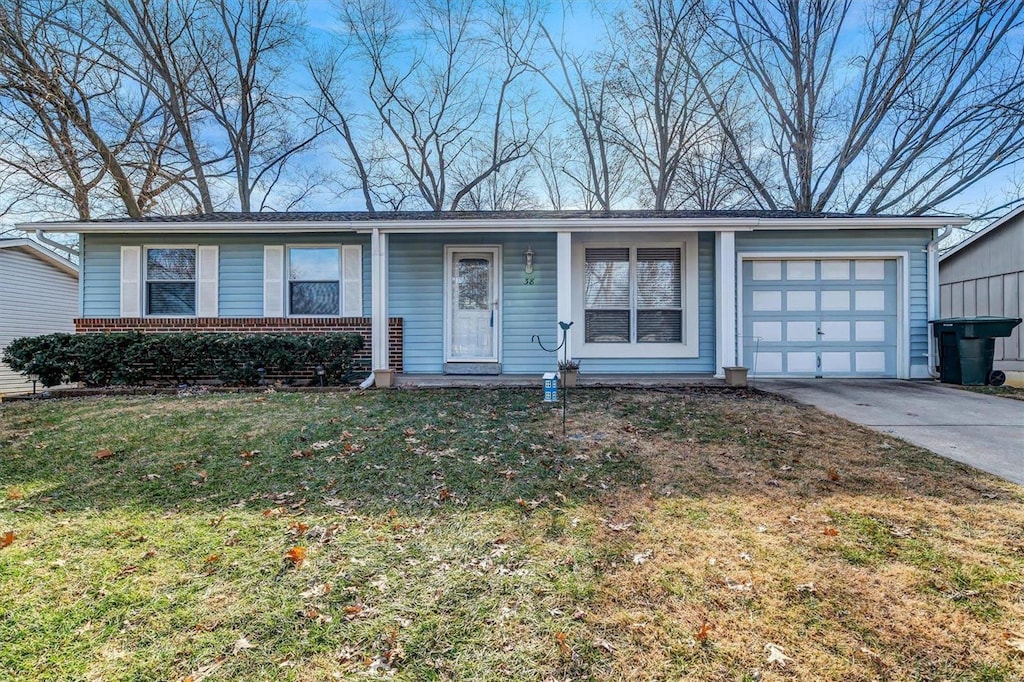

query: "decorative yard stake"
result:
(531, 321), (574, 435)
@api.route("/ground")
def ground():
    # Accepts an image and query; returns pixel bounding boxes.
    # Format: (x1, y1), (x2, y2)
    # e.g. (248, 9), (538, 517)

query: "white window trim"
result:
(284, 244), (362, 317)
(143, 244), (199, 318)
(736, 251), (910, 379)
(571, 233), (699, 359)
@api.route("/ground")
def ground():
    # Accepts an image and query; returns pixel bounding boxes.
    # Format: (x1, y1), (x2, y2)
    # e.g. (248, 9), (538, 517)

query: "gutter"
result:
(25, 215), (971, 235)
(35, 230), (80, 257)
(926, 225), (954, 378)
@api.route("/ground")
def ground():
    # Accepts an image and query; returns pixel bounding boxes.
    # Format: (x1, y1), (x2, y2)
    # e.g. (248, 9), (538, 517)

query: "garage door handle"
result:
(817, 328), (824, 336)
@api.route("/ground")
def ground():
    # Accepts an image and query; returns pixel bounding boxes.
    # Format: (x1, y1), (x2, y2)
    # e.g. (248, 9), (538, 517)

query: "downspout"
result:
(926, 224), (953, 379)
(35, 230), (80, 258)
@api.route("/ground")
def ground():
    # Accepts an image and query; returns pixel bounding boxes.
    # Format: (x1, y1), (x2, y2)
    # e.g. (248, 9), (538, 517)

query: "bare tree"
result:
(606, 0), (722, 210)
(191, 0), (324, 211)
(694, 0), (1024, 214)
(324, 0), (540, 212)
(1, 0), (224, 219)
(100, 0), (220, 214)
(0, 1), (146, 218)
(525, 21), (631, 211)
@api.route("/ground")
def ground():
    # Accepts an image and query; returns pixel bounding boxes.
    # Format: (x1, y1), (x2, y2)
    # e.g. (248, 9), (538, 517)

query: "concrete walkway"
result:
(758, 379), (1024, 485)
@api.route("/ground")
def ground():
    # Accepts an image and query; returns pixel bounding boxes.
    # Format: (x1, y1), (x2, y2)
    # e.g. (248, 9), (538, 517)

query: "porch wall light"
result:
(524, 246), (535, 274)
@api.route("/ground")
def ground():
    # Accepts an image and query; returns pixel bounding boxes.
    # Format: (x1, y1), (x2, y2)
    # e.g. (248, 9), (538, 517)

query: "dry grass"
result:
(1, 388), (1022, 681)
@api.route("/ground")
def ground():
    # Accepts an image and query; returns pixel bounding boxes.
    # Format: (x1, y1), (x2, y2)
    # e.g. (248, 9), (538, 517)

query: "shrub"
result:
(2, 332), (364, 387)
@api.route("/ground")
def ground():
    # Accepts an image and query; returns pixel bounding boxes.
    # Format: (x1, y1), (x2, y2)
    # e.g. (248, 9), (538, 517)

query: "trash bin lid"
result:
(929, 316), (1023, 338)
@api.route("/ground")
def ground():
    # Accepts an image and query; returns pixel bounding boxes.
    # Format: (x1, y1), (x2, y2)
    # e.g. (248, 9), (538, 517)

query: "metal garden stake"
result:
(531, 321), (574, 435)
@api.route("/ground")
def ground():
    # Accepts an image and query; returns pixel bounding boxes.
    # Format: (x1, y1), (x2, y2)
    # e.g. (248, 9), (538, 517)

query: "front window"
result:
(584, 246), (682, 344)
(146, 248), (196, 315)
(289, 247), (340, 315)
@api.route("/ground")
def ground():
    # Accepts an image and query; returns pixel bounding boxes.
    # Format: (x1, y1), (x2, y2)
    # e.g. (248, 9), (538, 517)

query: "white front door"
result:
(446, 247), (500, 362)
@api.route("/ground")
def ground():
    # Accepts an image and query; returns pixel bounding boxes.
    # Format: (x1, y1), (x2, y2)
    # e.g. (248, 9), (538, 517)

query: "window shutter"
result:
(263, 245), (284, 317)
(120, 246), (142, 317)
(197, 245), (219, 317)
(342, 244), (362, 316)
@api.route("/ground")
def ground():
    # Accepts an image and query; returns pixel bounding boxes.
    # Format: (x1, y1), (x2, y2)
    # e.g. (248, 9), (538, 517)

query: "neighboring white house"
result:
(0, 239), (79, 396)
(940, 205), (1024, 386)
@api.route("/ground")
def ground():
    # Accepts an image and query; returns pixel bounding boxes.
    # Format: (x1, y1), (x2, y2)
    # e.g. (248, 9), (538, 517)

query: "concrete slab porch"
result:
(392, 373), (723, 389)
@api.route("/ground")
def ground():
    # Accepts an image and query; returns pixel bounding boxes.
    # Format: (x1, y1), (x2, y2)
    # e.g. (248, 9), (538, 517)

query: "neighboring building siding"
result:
(940, 218), (1023, 371)
(81, 233), (372, 318)
(0, 248), (79, 395)
(389, 232), (558, 374)
(736, 229), (934, 373)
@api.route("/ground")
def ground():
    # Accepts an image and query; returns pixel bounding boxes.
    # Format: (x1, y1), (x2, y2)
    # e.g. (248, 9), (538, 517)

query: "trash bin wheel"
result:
(988, 370), (1006, 387)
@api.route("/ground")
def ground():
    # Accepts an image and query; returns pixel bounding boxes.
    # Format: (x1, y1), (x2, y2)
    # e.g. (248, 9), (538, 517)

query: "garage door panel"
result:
(743, 258), (897, 377)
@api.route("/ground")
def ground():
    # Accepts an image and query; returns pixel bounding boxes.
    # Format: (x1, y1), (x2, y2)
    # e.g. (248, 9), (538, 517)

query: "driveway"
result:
(758, 379), (1024, 485)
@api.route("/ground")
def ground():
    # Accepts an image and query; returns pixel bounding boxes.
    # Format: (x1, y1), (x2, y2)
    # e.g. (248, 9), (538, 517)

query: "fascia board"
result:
(940, 204), (1024, 262)
(26, 215), (970, 235)
(0, 239), (79, 276)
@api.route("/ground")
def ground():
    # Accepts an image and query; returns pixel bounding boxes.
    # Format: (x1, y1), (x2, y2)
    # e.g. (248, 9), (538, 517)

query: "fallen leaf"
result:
(766, 643), (793, 666)
(695, 622), (714, 642)
(632, 551), (651, 565)
(1, 531), (14, 549)
(823, 526), (840, 536)
(94, 448), (115, 461)
(181, 654), (226, 682)
(606, 521), (633, 532)
(288, 521), (309, 536)
(205, 553), (221, 564)
(6, 488), (24, 500)
(554, 631), (571, 657)
(232, 636), (255, 655)
(828, 467), (840, 482)
(796, 582), (816, 593)
(1004, 632), (1024, 653)
(300, 583), (332, 599)
(285, 546), (307, 566)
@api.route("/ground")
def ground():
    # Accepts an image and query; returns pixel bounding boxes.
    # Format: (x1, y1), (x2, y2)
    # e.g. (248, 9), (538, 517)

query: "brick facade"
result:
(74, 317), (404, 372)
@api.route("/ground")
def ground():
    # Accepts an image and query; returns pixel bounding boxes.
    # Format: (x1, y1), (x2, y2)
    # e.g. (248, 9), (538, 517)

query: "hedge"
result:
(2, 332), (365, 387)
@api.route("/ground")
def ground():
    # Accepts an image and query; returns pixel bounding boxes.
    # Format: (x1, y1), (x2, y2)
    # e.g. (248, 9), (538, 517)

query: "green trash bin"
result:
(930, 316), (1022, 386)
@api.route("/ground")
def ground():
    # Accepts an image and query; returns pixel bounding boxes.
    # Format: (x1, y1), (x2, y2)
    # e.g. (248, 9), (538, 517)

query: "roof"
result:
(0, 239), (79, 277)
(25, 209), (970, 234)
(940, 203), (1024, 263)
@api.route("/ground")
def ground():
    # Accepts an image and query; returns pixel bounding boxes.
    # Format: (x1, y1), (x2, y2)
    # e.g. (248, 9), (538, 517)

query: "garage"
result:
(741, 258), (899, 377)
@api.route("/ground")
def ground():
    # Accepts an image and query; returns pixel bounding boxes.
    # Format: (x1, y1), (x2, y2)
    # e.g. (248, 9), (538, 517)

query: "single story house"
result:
(940, 204), (1024, 386)
(27, 210), (969, 382)
(0, 238), (79, 396)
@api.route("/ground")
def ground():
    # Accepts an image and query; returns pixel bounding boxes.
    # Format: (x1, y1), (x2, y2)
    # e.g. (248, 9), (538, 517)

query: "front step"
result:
(443, 362), (502, 375)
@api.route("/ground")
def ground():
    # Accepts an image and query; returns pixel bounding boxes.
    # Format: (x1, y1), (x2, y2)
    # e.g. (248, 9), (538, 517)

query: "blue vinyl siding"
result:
(81, 237), (121, 316)
(389, 233), (557, 374)
(82, 234), (371, 317)
(736, 229), (933, 370)
(576, 232), (716, 374)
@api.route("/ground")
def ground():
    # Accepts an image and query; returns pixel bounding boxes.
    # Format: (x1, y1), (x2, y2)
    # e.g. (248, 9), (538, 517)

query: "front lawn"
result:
(2, 389), (1022, 681)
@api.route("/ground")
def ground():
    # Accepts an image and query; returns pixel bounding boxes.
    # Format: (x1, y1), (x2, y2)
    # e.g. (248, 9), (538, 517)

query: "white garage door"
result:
(742, 258), (898, 377)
